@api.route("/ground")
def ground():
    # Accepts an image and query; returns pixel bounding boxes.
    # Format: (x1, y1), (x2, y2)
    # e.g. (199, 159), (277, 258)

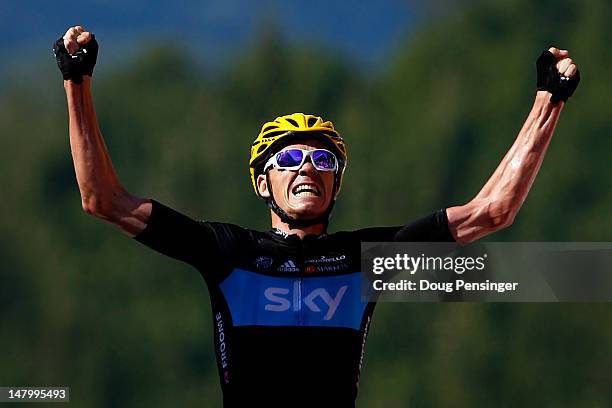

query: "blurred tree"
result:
(1, 0), (611, 406)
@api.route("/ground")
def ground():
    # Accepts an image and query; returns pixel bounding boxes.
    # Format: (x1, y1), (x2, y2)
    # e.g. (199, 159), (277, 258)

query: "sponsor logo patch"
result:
(278, 259), (299, 273)
(219, 269), (367, 329)
(305, 254), (347, 264)
(254, 256), (273, 270)
(304, 254), (349, 272)
(264, 283), (348, 320)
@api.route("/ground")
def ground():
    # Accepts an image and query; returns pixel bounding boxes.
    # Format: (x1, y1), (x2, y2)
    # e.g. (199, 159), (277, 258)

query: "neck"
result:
(270, 211), (327, 239)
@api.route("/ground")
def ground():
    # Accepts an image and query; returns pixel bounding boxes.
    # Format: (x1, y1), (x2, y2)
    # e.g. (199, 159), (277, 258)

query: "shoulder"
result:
(328, 209), (455, 243)
(197, 220), (251, 239)
(395, 209), (455, 242)
(196, 220), (267, 252)
(328, 226), (403, 243)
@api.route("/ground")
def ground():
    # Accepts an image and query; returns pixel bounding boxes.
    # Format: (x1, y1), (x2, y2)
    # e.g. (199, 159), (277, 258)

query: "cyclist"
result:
(53, 26), (579, 407)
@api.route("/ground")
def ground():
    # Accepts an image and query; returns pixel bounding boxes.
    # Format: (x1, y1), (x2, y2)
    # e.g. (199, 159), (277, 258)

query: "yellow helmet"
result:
(249, 113), (347, 197)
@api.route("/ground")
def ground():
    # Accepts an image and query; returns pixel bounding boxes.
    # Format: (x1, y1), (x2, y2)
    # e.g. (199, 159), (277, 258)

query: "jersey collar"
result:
(269, 227), (327, 242)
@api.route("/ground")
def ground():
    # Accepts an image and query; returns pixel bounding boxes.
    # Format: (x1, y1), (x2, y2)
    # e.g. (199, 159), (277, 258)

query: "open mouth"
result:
(291, 183), (321, 197)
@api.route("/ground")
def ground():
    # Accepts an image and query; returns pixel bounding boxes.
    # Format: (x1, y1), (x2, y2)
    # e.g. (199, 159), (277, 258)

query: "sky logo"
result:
(264, 283), (347, 320)
(219, 269), (367, 329)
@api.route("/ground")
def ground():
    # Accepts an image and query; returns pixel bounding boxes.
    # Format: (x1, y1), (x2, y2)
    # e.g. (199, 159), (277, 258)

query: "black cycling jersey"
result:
(134, 200), (454, 407)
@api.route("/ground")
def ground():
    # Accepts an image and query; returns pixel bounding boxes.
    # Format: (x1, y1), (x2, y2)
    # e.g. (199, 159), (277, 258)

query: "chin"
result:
(284, 195), (330, 219)
(287, 204), (326, 220)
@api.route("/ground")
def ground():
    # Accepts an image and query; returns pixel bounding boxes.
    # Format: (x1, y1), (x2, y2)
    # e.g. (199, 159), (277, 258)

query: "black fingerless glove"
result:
(52, 35), (99, 84)
(536, 50), (580, 104)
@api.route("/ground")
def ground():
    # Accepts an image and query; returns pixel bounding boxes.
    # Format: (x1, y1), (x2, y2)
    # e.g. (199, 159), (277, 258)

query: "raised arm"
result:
(446, 47), (580, 244)
(56, 26), (151, 236)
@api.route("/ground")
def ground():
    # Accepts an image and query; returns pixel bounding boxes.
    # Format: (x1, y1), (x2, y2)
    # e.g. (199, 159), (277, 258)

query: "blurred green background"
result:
(2, 0), (612, 406)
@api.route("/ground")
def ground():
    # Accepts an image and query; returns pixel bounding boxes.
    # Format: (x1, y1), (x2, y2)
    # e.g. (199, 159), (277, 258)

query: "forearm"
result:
(64, 77), (124, 214)
(448, 92), (563, 243)
(56, 26), (151, 236)
(478, 91), (562, 199)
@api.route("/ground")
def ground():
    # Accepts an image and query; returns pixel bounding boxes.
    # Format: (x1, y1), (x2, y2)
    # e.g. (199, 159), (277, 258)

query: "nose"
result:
(298, 157), (318, 176)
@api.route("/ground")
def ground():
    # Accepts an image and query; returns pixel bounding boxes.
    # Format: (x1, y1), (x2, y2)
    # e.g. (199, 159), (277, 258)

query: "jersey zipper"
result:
(297, 243), (304, 325)
(297, 277), (303, 325)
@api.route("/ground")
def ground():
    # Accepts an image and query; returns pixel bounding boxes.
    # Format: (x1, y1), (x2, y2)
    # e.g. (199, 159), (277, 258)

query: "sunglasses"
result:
(264, 148), (338, 172)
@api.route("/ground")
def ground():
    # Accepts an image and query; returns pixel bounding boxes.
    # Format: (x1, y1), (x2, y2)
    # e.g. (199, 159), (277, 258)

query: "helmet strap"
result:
(264, 172), (337, 229)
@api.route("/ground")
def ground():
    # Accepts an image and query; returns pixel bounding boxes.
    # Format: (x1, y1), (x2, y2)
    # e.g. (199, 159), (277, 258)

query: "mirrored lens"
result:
(312, 150), (336, 170)
(276, 149), (304, 168)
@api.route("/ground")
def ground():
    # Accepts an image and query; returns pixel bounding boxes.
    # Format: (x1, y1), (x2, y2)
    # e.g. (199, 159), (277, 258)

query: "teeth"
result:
(293, 184), (320, 196)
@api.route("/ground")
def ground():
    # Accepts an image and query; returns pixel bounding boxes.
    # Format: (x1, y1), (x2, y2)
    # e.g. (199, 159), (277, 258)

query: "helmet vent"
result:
(264, 131), (286, 139)
(262, 125), (277, 133)
(307, 117), (318, 127)
(285, 118), (299, 127)
(256, 143), (269, 154)
(319, 130), (333, 138)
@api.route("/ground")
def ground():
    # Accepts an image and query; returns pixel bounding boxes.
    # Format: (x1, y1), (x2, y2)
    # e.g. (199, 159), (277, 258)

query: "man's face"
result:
(257, 141), (337, 220)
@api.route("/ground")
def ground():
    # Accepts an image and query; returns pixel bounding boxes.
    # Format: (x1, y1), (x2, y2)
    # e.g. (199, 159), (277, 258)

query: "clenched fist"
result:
(53, 25), (98, 84)
(536, 47), (580, 104)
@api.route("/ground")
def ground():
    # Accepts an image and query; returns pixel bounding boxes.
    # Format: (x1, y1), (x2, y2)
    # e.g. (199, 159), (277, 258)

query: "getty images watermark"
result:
(361, 243), (612, 302)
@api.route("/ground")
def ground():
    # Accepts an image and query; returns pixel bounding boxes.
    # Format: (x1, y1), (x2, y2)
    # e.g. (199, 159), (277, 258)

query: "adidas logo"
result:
(278, 259), (299, 272)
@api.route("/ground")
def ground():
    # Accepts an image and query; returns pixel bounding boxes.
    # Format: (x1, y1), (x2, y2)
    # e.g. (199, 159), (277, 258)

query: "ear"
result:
(257, 174), (271, 198)
(332, 174), (341, 199)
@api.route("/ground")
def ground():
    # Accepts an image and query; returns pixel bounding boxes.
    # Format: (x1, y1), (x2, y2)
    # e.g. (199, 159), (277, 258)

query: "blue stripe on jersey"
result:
(219, 269), (368, 329)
